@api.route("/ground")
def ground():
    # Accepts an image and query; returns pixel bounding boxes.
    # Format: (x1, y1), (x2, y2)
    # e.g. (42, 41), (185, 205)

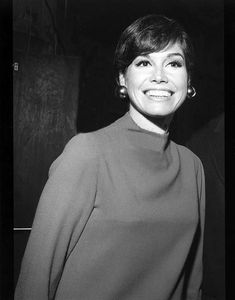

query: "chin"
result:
(143, 106), (174, 117)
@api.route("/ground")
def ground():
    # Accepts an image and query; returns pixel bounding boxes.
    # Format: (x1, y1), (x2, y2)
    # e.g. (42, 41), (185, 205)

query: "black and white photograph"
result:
(1, 0), (228, 299)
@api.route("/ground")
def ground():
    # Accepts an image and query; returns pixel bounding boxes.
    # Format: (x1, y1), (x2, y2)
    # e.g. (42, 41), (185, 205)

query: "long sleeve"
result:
(15, 134), (99, 300)
(185, 158), (205, 300)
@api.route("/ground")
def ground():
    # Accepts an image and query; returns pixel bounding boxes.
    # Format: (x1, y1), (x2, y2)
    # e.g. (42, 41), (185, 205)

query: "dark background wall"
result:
(12, 0), (224, 297)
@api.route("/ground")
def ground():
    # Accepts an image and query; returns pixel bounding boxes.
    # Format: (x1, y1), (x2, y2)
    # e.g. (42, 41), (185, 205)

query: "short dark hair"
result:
(114, 14), (194, 82)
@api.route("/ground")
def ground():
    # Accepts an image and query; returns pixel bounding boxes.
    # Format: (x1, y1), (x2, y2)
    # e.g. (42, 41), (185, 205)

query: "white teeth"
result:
(145, 90), (171, 97)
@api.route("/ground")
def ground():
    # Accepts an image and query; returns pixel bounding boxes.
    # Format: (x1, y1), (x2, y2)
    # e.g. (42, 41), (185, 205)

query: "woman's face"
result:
(119, 42), (188, 117)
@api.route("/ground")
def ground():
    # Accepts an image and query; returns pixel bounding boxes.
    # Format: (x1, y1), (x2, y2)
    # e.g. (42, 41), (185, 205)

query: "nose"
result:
(151, 66), (168, 83)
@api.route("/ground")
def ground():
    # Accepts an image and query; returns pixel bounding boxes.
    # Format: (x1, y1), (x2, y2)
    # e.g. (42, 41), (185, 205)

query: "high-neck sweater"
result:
(15, 112), (205, 300)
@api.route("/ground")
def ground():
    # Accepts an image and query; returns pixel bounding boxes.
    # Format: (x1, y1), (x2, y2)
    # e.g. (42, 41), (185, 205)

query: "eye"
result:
(168, 60), (183, 68)
(135, 60), (151, 67)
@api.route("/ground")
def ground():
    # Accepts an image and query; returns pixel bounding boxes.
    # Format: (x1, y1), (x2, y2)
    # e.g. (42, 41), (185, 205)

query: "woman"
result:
(15, 15), (205, 300)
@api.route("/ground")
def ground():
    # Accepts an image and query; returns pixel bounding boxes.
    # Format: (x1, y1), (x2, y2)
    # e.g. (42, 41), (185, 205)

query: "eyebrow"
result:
(144, 52), (185, 59)
(166, 53), (185, 59)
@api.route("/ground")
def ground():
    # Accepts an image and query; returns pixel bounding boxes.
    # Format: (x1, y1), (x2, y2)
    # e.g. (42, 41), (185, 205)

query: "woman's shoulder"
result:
(171, 141), (204, 170)
(48, 133), (100, 175)
(63, 118), (123, 157)
(64, 132), (100, 158)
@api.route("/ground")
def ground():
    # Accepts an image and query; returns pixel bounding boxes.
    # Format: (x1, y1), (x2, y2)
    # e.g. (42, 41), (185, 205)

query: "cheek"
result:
(125, 69), (146, 89)
(176, 73), (188, 90)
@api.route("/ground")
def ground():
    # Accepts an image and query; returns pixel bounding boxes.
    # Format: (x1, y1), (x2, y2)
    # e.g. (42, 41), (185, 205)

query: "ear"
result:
(119, 73), (126, 87)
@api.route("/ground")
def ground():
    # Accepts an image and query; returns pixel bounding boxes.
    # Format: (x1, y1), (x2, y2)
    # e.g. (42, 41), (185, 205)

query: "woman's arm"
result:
(15, 134), (99, 300)
(185, 158), (206, 300)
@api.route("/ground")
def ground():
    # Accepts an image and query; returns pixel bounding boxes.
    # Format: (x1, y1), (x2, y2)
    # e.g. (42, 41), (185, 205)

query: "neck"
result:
(129, 105), (173, 135)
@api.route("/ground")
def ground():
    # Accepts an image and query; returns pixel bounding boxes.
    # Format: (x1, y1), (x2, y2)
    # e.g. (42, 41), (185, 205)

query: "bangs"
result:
(134, 32), (182, 57)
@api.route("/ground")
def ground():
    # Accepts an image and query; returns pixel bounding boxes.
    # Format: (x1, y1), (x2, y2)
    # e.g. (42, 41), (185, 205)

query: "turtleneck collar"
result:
(114, 112), (170, 153)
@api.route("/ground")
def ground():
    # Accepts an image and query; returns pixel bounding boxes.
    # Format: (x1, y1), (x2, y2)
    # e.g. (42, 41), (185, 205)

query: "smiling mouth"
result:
(144, 89), (173, 100)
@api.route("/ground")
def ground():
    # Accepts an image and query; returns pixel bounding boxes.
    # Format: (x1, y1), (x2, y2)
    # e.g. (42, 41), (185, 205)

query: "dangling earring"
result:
(187, 86), (196, 99)
(116, 85), (128, 99)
